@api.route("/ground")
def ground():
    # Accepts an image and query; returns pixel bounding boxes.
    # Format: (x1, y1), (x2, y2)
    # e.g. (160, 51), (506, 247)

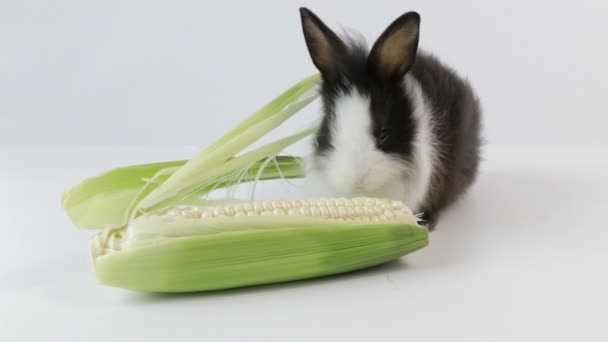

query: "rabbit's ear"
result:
(368, 12), (420, 82)
(299, 7), (347, 76)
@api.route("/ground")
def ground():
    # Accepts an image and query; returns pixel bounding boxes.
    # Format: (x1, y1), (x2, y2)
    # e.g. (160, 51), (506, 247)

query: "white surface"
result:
(1, 146), (607, 341)
(2, 0), (608, 148)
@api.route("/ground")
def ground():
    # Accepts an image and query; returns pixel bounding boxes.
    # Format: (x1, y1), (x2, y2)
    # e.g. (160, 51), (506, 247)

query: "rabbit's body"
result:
(300, 8), (481, 229)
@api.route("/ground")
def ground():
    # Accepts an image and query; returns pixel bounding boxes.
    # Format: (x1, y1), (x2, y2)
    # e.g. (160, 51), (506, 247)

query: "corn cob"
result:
(92, 197), (427, 292)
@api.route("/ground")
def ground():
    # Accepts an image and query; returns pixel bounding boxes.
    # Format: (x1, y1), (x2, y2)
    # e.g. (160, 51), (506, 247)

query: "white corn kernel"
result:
(157, 197), (416, 224)
(329, 207), (339, 218)
(253, 202), (264, 213)
(299, 207), (311, 216)
(189, 212), (202, 219)
(166, 209), (180, 216)
(347, 208), (356, 217)
(320, 207), (329, 218)
(224, 206), (235, 216)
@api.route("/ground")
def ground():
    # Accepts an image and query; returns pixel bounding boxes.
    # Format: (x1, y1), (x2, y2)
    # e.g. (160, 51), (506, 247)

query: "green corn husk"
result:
(62, 156), (304, 230)
(92, 203), (428, 293)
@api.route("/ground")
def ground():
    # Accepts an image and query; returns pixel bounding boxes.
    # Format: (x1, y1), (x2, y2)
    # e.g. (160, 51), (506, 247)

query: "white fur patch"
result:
(401, 74), (438, 210)
(306, 77), (436, 213)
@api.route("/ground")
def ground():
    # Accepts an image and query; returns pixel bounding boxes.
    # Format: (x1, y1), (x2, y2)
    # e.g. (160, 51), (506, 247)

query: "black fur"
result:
(300, 8), (482, 229)
(410, 52), (482, 228)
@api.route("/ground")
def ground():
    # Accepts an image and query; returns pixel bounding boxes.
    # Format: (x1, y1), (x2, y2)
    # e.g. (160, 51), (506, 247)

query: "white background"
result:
(2, 0), (608, 148)
(2, 1), (608, 341)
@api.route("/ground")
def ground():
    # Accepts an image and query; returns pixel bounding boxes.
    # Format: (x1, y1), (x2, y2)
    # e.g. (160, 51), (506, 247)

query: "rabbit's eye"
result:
(379, 128), (388, 144)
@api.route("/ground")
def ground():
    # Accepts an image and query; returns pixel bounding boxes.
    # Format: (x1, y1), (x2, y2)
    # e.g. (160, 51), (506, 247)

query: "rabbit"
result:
(299, 8), (482, 230)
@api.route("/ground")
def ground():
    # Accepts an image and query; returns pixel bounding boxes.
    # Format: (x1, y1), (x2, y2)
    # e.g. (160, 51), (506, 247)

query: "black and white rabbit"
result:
(300, 8), (482, 229)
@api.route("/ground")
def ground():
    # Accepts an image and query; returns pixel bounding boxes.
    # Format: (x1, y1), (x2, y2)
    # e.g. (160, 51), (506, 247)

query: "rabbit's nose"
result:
(352, 174), (367, 189)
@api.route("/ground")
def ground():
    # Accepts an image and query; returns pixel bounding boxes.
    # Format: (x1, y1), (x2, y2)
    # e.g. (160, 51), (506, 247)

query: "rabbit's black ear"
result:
(368, 12), (420, 82)
(299, 7), (347, 76)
